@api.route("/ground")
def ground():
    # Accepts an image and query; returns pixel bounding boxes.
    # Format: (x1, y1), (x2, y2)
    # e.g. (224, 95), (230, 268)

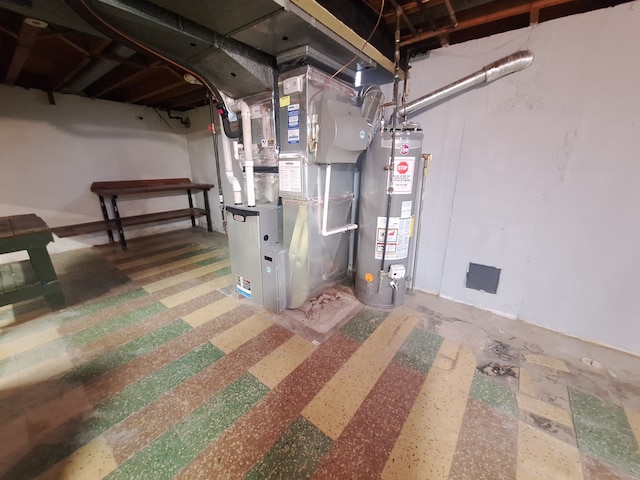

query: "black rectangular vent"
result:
(466, 263), (501, 294)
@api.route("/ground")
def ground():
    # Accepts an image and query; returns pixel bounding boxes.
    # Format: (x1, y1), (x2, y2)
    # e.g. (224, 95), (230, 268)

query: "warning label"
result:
(389, 157), (415, 195)
(279, 159), (302, 193)
(236, 274), (252, 299)
(375, 216), (412, 260)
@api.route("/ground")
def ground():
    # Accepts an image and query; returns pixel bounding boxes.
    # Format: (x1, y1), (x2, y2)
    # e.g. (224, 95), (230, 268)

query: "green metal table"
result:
(0, 214), (65, 309)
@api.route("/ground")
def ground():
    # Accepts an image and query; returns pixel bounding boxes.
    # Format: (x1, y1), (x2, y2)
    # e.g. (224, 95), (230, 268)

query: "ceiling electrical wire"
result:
(65, 0), (240, 138)
(306, 0), (387, 153)
(310, 0), (387, 105)
(328, 0), (387, 82)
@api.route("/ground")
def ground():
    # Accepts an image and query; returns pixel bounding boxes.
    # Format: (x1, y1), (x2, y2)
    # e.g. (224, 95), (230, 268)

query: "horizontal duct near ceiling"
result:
(64, 0), (277, 100)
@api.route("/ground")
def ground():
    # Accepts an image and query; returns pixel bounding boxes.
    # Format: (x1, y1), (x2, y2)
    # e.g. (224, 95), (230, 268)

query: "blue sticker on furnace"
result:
(288, 109), (299, 128)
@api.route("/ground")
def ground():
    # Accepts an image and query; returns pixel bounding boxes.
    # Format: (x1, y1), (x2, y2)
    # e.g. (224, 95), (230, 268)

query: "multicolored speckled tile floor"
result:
(1, 228), (639, 479)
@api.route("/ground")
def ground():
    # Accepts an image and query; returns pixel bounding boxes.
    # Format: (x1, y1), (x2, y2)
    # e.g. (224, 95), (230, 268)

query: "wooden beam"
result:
(130, 79), (185, 103)
(415, 0), (437, 31)
(5, 18), (48, 84)
(290, 0), (396, 73)
(389, 0), (418, 35)
(162, 65), (186, 80)
(168, 90), (208, 108)
(0, 26), (18, 40)
(400, 0), (575, 47)
(93, 60), (162, 97)
(530, 8), (540, 24)
(54, 57), (92, 90)
(57, 35), (90, 55)
(55, 38), (111, 91)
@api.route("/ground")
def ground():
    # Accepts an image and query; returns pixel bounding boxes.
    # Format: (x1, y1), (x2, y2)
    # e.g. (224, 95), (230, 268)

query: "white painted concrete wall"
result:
(406, 2), (640, 354)
(0, 85), (195, 259)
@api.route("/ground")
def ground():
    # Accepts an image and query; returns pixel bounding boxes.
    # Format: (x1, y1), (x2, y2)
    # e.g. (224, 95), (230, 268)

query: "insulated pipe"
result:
(398, 50), (534, 117)
(236, 100), (256, 207)
(321, 164), (358, 237)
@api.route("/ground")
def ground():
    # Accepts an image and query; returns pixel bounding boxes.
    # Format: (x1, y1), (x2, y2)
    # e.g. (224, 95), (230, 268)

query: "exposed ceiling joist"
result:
(5, 17), (47, 84)
(399, 0), (576, 47)
(389, 0), (418, 35)
(130, 79), (186, 103)
(0, 0), (633, 112)
(92, 60), (162, 97)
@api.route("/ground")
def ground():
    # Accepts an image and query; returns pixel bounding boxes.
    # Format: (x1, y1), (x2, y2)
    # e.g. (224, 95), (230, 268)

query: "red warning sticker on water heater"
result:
(389, 157), (415, 195)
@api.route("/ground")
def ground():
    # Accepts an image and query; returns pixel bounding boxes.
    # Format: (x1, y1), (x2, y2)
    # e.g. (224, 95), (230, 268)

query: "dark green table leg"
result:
(28, 246), (65, 309)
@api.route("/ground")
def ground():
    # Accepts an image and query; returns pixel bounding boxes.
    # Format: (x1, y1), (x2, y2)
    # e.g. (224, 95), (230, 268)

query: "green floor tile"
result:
(340, 309), (387, 343)
(79, 342), (224, 441)
(67, 302), (166, 347)
(469, 371), (518, 417)
(1, 343), (224, 480)
(394, 328), (444, 374)
(63, 319), (192, 384)
(57, 288), (148, 321)
(214, 265), (232, 276)
(107, 374), (269, 480)
(247, 416), (333, 480)
(194, 254), (228, 267)
(570, 388), (640, 476)
(163, 246), (217, 262)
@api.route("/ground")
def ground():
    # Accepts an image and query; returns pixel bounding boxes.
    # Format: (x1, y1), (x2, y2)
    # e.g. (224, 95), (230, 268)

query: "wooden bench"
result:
(53, 178), (214, 251)
(0, 214), (65, 309)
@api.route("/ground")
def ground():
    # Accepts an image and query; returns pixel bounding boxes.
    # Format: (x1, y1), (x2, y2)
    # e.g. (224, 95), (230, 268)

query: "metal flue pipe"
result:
(398, 50), (534, 117)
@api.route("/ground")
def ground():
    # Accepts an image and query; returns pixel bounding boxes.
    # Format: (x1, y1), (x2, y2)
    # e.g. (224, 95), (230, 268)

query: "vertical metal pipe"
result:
(378, 6), (403, 294)
(410, 153), (430, 292)
(208, 94), (227, 233)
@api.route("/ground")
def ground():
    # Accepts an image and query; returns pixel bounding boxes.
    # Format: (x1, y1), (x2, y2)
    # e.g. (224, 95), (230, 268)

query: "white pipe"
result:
(220, 134), (243, 205)
(237, 100), (256, 207)
(321, 164), (358, 236)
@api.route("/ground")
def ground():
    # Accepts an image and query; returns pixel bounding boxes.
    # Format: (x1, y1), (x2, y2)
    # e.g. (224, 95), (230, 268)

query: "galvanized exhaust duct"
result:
(398, 50), (534, 117)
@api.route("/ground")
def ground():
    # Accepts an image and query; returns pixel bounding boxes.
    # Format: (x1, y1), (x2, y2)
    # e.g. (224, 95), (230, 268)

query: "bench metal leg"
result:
(202, 190), (213, 232)
(187, 189), (196, 227)
(110, 196), (127, 251)
(98, 195), (115, 243)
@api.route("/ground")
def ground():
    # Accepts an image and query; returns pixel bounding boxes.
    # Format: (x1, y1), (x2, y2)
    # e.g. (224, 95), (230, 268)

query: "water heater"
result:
(355, 123), (424, 308)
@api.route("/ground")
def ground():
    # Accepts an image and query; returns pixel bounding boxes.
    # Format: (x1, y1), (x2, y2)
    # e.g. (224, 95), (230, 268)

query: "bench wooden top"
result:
(0, 214), (50, 239)
(91, 178), (214, 196)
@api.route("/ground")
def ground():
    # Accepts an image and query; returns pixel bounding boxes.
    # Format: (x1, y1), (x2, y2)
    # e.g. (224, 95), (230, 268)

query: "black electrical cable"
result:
(208, 94), (227, 233)
(378, 6), (402, 294)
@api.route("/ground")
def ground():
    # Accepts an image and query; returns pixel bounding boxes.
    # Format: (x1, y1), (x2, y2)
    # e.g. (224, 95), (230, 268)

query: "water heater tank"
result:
(355, 124), (424, 308)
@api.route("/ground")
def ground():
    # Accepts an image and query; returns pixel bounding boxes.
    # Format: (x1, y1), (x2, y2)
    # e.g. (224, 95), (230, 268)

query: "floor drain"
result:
(582, 357), (603, 369)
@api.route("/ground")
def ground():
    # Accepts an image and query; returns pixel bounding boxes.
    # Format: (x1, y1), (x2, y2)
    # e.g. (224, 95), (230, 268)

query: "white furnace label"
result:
(388, 157), (415, 195)
(279, 160), (302, 193)
(236, 274), (252, 299)
(375, 216), (411, 260)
